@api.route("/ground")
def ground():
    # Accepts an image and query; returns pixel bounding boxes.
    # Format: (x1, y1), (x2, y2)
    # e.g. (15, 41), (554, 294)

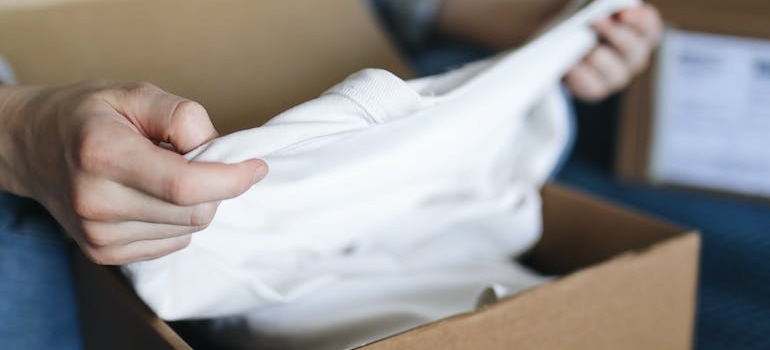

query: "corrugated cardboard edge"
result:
(358, 184), (699, 350)
(73, 251), (192, 350)
(616, 2), (770, 182)
(359, 235), (698, 350)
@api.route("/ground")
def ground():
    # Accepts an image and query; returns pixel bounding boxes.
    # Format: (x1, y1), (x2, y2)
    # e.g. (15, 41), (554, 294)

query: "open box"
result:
(73, 183), (699, 350)
(0, 0), (699, 348)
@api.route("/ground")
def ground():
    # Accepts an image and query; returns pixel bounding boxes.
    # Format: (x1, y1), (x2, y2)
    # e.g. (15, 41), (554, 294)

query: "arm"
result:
(0, 81), (267, 265)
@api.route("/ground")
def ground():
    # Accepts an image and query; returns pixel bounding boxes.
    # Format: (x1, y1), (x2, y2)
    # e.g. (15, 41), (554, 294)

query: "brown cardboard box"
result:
(0, 1), (699, 349)
(0, 0), (410, 134)
(616, 0), (770, 195)
(73, 183), (699, 350)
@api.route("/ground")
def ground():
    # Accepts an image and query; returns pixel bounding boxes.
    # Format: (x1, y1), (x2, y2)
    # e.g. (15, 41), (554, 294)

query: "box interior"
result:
(72, 184), (699, 350)
(1, 1), (700, 348)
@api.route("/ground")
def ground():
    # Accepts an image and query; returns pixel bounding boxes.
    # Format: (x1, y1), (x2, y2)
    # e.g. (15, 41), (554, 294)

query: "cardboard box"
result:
(0, 1), (699, 348)
(73, 183), (699, 350)
(0, 0), (410, 134)
(616, 0), (770, 199)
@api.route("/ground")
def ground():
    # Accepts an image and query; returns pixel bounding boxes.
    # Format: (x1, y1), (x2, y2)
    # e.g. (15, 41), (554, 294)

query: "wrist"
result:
(0, 85), (54, 197)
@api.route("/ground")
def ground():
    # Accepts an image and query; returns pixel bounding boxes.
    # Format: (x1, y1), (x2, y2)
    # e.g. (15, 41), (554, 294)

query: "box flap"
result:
(0, 0), (410, 133)
(359, 184), (699, 350)
(359, 233), (699, 350)
(527, 183), (688, 274)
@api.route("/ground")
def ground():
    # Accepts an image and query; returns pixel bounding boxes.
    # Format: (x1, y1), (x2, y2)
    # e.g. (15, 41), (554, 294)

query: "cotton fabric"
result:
(123, 0), (639, 348)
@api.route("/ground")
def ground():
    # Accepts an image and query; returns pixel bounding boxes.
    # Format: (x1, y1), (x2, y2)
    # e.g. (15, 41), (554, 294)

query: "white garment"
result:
(123, 0), (638, 348)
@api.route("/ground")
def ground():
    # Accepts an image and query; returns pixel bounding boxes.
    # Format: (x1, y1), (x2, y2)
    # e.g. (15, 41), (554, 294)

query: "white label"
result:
(650, 29), (770, 197)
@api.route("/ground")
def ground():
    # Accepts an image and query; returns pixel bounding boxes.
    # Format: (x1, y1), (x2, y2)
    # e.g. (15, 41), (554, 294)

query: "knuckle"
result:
(172, 100), (208, 125)
(166, 174), (196, 206)
(83, 247), (121, 266)
(82, 224), (119, 248)
(123, 81), (160, 97)
(74, 130), (112, 173)
(71, 188), (110, 221)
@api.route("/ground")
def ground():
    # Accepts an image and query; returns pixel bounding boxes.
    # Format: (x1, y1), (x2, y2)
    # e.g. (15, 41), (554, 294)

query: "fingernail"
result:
(252, 159), (268, 183)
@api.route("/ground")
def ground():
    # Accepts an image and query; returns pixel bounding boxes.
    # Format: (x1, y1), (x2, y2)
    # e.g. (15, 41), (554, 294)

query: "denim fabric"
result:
(0, 192), (83, 350)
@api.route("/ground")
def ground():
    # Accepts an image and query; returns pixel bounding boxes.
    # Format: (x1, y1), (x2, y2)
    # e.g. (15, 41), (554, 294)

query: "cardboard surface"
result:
(616, 1), (770, 184)
(72, 184), (699, 350)
(359, 184), (698, 350)
(0, 0), (410, 134)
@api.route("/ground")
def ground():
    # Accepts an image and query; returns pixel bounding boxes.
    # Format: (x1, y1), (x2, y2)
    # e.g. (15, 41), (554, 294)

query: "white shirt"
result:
(123, 0), (639, 348)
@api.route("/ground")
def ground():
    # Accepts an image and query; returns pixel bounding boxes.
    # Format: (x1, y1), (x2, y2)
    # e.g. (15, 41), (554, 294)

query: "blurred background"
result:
(1, 0), (768, 349)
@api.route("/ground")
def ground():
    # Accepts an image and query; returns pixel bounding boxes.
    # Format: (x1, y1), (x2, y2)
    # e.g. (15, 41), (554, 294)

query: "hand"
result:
(0, 81), (267, 265)
(564, 4), (663, 102)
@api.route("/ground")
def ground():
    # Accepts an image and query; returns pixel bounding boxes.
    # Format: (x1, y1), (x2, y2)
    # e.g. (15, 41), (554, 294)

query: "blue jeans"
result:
(0, 192), (83, 350)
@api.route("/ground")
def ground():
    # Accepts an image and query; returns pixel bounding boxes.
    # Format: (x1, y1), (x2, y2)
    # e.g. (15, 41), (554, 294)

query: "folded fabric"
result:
(123, 0), (638, 348)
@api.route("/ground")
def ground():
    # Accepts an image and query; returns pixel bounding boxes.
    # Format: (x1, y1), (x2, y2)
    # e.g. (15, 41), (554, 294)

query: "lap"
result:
(0, 192), (82, 350)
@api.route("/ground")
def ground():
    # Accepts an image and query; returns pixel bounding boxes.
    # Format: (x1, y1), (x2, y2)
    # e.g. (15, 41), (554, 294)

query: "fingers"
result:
(566, 4), (663, 102)
(565, 61), (613, 102)
(88, 82), (269, 205)
(81, 234), (194, 265)
(71, 175), (221, 226)
(593, 19), (649, 74)
(619, 5), (664, 46)
(117, 136), (267, 205)
(76, 121), (268, 206)
(35, 80), (267, 265)
(81, 220), (204, 248)
(106, 82), (219, 153)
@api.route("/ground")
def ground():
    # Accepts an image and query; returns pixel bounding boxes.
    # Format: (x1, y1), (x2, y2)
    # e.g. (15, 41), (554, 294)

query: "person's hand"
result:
(0, 81), (267, 265)
(436, 1), (663, 102)
(564, 4), (663, 102)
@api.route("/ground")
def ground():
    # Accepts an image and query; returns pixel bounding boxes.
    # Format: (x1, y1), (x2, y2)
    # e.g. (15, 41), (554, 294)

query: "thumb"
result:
(106, 82), (219, 153)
